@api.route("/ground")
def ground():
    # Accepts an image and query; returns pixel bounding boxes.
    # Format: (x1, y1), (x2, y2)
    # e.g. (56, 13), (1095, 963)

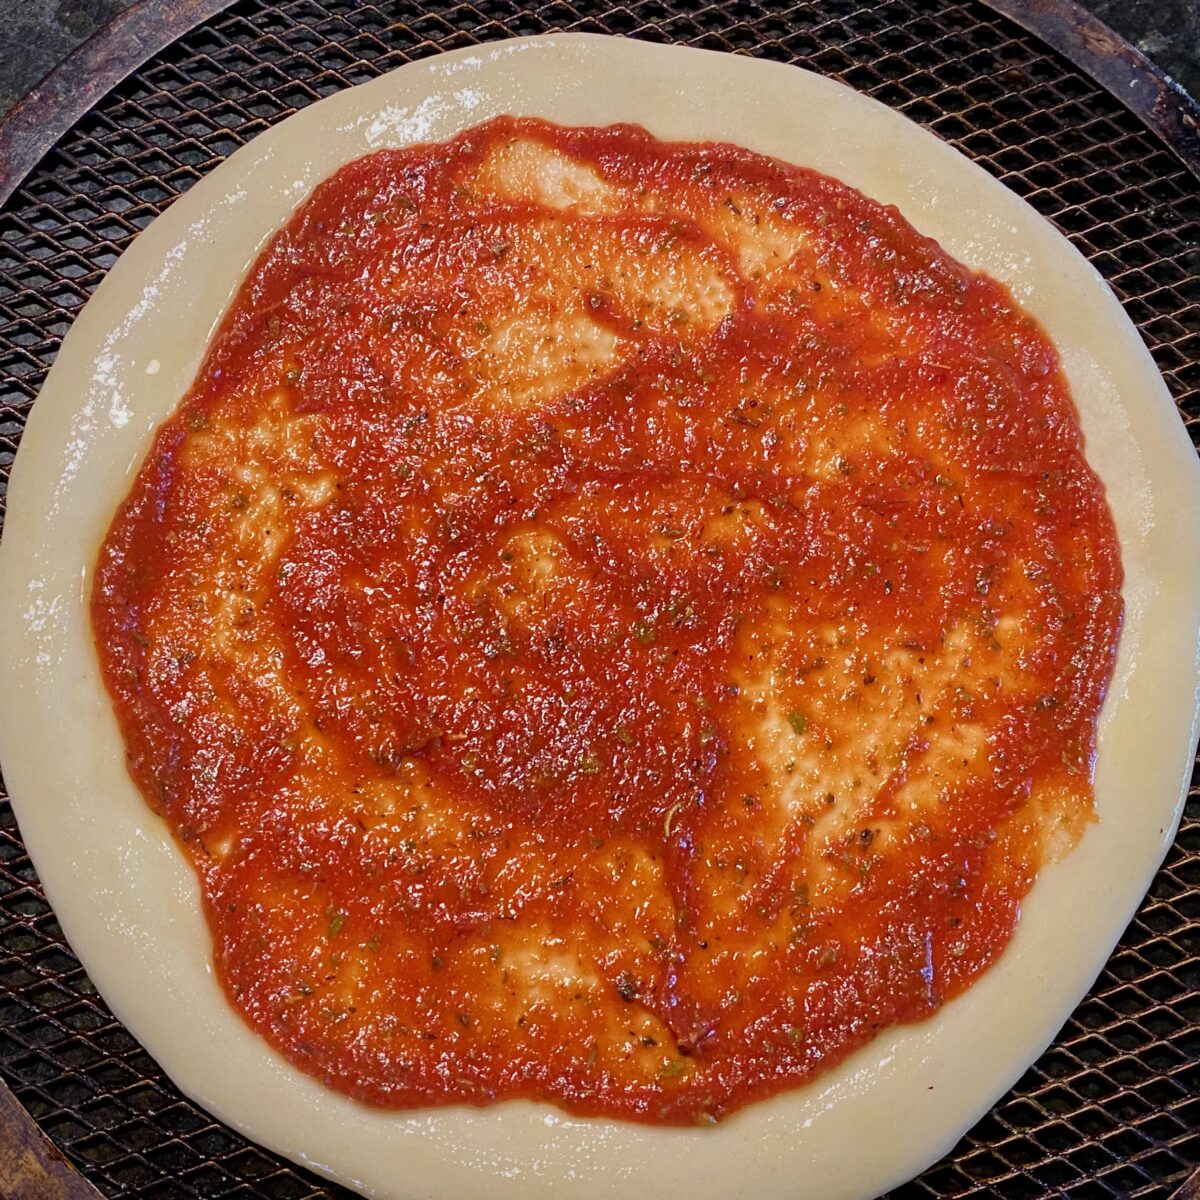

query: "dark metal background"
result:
(0, 1), (1197, 1197)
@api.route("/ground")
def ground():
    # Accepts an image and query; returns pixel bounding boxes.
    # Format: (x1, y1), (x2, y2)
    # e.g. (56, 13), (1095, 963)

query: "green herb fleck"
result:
(633, 621), (657, 645)
(787, 711), (808, 736)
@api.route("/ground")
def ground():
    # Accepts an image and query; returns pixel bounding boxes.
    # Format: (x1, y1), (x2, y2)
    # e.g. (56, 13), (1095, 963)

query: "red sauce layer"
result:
(92, 117), (1122, 1124)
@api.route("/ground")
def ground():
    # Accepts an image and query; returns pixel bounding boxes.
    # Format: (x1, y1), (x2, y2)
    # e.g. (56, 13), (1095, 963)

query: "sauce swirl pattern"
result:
(92, 117), (1122, 1123)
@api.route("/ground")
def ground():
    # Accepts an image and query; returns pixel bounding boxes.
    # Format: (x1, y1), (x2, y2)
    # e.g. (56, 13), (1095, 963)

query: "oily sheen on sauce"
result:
(91, 117), (1122, 1124)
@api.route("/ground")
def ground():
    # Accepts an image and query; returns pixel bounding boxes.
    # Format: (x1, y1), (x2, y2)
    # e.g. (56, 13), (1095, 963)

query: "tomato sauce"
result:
(91, 117), (1122, 1123)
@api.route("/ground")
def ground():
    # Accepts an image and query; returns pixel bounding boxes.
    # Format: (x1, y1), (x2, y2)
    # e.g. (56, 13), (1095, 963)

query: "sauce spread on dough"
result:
(92, 118), (1122, 1123)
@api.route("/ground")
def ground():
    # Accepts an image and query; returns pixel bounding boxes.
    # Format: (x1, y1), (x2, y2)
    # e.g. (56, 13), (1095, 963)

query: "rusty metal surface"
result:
(1170, 1165), (1200, 1200)
(990, 0), (1200, 175)
(0, 0), (233, 208)
(0, 1081), (104, 1200)
(0, 1), (1197, 1197)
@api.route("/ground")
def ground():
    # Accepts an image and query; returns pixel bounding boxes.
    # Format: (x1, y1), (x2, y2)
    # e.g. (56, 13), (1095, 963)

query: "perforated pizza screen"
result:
(0, 2), (1196, 1197)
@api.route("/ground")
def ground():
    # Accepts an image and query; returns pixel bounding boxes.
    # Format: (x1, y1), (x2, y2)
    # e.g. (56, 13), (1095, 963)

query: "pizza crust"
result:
(0, 34), (1197, 1200)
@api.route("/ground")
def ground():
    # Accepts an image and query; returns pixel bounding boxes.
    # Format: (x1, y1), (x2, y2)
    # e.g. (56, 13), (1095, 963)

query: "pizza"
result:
(1, 34), (1196, 1200)
(91, 115), (1121, 1123)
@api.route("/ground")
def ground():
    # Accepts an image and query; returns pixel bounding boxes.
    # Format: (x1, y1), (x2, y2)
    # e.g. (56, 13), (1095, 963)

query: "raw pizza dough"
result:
(1, 34), (1198, 1200)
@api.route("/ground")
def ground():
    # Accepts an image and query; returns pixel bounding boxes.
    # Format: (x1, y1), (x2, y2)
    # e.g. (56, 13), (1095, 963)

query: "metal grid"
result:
(0, 0), (1197, 1196)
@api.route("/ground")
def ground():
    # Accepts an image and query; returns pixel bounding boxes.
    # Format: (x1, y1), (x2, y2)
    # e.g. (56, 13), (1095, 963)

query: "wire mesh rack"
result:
(0, 1), (1196, 1197)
